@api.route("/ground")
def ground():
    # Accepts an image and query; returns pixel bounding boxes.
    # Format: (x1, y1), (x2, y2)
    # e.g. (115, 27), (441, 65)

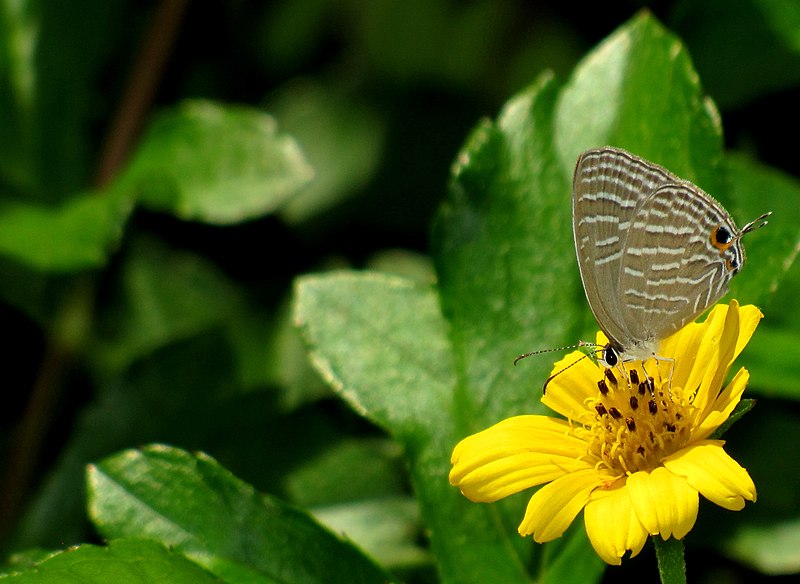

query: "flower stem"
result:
(653, 536), (686, 584)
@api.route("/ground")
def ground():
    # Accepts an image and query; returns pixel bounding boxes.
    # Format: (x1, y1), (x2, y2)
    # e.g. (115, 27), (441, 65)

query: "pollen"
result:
(582, 363), (696, 474)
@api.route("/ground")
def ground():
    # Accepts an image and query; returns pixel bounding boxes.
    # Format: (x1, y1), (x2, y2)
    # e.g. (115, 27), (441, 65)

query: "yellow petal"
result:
(680, 303), (736, 413)
(660, 303), (728, 392)
(626, 467), (698, 540)
(450, 415), (591, 502)
(694, 368), (749, 440)
(585, 484), (648, 565)
(695, 300), (742, 414)
(542, 351), (601, 420)
(518, 467), (605, 542)
(595, 331), (608, 345)
(730, 304), (763, 366)
(663, 440), (757, 510)
(651, 302), (761, 402)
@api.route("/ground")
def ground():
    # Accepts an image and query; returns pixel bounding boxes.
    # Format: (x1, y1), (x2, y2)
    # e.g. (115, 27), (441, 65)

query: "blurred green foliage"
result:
(0, 1), (799, 583)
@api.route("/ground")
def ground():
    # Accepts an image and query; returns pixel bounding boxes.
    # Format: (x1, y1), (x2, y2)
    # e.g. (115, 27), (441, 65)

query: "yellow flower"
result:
(449, 300), (760, 565)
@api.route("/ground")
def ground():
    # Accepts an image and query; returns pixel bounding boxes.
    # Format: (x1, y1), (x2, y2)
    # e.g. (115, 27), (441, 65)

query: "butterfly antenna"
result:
(513, 342), (592, 366)
(542, 353), (590, 395)
(739, 211), (772, 237)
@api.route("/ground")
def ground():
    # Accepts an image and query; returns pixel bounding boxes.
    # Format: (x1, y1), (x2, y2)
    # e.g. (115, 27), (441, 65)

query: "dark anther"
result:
(604, 368), (617, 387)
(629, 395), (639, 410)
(595, 403), (608, 416)
(597, 379), (609, 395)
(665, 423), (676, 433)
(629, 370), (639, 385)
(625, 417), (636, 432)
(636, 445), (646, 456)
(609, 406), (622, 419)
(648, 399), (658, 415)
(638, 382), (647, 395)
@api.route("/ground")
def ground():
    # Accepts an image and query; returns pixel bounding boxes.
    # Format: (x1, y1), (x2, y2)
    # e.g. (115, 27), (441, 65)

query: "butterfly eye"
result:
(603, 345), (619, 367)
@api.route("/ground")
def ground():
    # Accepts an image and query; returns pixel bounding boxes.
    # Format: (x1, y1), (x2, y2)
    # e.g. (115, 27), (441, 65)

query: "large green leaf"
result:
(434, 73), (576, 427)
(88, 445), (394, 584)
(0, 539), (219, 583)
(554, 11), (724, 191)
(117, 100), (314, 225)
(294, 271), (535, 583)
(725, 153), (800, 399)
(726, 153), (800, 310)
(294, 273), (455, 438)
(0, 190), (131, 271)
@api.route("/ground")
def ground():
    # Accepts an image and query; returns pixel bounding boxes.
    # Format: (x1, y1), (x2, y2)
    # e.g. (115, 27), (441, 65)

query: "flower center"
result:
(578, 364), (696, 475)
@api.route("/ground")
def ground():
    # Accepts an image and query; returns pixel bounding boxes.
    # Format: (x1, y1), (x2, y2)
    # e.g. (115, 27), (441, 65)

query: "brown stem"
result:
(94, 0), (190, 188)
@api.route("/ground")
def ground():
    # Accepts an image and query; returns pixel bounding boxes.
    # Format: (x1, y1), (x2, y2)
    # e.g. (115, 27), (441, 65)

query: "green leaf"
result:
(91, 236), (243, 375)
(726, 153), (800, 307)
(434, 73), (577, 426)
(294, 272), (455, 437)
(710, 399), (756, 439)
(671, 0), (800, 109)
(0, 190), (131, 271)
(743, 325), (800, 399)
(313, 497), (429, 569)
(0, 539), (219, 583)
(724, 154), (800, 399)
(13, 333), (256, 552)
(554, 11), (724, 192)
(294, 272), (536, 583)
(724, 518), (800, 575)
(117, 100), (314, 225)
(283, 437), (406, 507)
(365, 248), (435, 283)
(87, 444), (394, 584)
(268, 81), (385, 224)
(0, 0), (38, 193)
(226, 295), (329, 408)
(0, 548), (54, 575)
(0, 2), (123, 197)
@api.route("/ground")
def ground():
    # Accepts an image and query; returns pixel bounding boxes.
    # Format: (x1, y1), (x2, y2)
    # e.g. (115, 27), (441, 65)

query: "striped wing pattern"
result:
(572, 147), (743, 358)
(619, 183), (742, 343)
(572, 148), (676, 352)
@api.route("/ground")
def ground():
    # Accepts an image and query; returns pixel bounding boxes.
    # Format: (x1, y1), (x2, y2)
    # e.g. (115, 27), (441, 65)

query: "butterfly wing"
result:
(618, 182), (743, 343)
(572, 147), (678, 348)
